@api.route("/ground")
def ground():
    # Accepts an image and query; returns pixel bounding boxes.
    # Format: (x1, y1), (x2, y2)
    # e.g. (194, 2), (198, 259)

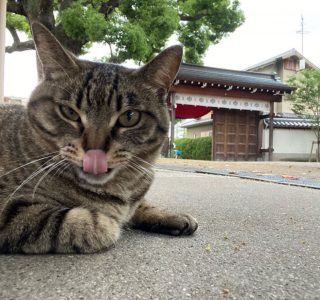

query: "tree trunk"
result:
(317, 139), (320, 163)
(22, 0), (85, 56)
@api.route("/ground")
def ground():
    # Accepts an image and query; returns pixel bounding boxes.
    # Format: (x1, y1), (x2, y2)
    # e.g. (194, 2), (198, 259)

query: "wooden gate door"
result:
(212, 109), (259, 161)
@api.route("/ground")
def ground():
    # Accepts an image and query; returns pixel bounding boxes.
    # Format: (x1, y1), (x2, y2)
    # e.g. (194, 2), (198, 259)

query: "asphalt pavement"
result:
(1, 169), (320, 299)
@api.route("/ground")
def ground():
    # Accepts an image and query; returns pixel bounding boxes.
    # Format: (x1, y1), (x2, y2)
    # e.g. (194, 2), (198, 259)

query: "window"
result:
(284, 59), (298, 71)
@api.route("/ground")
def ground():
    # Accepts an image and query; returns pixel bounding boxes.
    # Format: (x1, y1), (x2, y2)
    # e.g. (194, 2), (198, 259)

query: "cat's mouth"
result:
(84, 168), (113, 176)
(74, 149), (116, 185)
(76, 167), (116, 185)
(62, 149), (123, 185)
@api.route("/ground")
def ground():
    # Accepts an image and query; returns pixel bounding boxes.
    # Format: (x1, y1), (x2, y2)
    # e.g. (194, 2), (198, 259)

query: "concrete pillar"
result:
(0, 0), (6, 103)
(268, 101), (274, 161)
(169, 93), (176, 158)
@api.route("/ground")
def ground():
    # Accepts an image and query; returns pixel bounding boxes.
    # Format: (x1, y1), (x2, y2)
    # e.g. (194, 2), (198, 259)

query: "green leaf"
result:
(178, 0), (244, 63)
(60, 2), (108, 42)
(6, 13), (31, 37)
(8, 0), (245, 64)
(288, 69), (320, 143)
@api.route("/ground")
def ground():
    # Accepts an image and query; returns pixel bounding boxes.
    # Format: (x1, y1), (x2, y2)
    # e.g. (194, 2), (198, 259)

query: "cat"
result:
(0, 23), (198, 254)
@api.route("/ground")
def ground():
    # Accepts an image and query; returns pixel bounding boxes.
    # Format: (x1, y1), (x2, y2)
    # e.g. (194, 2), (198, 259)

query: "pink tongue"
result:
(83, 150), (108, 175)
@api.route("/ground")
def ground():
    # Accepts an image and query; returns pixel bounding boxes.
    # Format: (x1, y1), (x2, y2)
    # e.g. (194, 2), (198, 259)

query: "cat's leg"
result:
(0, 197), (120, 254)
(130, 201), (198, 236)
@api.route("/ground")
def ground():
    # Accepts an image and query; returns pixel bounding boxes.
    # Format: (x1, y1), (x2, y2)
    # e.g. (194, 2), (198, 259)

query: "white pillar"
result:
(0, 0), (7, 103)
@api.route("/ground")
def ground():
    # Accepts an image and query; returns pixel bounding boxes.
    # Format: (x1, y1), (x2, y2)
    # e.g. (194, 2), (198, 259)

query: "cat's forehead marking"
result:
(78, 65), (123, 110)
(70, 64), (153, 126)
(75, 70), (94, 109)
(80, 113), (88, 127)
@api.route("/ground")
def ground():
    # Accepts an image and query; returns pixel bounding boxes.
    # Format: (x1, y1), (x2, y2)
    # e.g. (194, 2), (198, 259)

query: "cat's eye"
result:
(59, 105), (80, 122)
(118, 110), (141, 127)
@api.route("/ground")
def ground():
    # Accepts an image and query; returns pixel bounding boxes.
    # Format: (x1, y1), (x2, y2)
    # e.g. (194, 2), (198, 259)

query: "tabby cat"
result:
(0, 23), (198, 254)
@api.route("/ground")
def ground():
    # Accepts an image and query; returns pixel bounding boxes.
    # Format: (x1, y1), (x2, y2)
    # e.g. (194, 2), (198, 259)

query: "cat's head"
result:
(28, 23), (182, 186)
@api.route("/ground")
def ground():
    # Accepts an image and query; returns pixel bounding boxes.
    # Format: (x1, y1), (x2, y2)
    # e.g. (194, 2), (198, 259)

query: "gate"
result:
(213, 109), (259, 161)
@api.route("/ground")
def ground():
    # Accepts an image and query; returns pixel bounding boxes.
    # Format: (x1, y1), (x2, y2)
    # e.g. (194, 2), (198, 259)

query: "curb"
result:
(155, 164), (320, 190)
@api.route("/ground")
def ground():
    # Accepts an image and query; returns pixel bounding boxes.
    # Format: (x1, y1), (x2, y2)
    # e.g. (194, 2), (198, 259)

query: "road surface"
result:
(1, 169), (319, 299)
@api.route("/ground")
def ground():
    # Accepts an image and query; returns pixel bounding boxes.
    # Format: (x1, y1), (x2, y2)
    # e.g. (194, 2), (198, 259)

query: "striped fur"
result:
(0, 23), (197, 254)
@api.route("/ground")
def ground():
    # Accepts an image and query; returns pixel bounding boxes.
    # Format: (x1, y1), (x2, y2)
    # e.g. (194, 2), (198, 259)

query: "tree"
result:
(288, 69), (320, 162)
(6, 0), (244, 64)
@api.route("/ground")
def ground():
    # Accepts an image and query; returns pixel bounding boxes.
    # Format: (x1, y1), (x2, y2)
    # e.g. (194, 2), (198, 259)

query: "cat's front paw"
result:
(58, 208), (121, 253)
(164, 214), (198, 236)
(131, 203), (198, 237)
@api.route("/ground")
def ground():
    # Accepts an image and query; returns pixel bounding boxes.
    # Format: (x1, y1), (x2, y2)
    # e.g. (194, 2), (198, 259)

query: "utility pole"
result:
(296, 15), (309, 55)
(0, 1), (7, 104)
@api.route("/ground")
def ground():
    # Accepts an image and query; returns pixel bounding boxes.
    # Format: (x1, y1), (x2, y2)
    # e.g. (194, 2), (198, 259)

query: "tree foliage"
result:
(288, 68), (320, 161)
(6, 0), (244, 64)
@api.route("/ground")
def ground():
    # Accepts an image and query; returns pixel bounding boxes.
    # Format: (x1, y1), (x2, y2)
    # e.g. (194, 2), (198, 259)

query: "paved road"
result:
(157, 158), (320, 181)
(156, 164), (320, 189)
(1, 170), (320, 299)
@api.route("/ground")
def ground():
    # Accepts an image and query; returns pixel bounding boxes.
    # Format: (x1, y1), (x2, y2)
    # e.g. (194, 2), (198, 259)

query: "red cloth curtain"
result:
(175, 104), (212, 119)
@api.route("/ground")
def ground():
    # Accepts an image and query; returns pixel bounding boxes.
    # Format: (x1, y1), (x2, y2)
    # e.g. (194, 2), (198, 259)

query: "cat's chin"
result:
(75, 168), (116, 186)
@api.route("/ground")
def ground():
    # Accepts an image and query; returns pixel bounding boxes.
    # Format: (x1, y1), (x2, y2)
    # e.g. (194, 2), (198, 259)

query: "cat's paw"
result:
(58, 208), (120, 253)
(145, 213), (198, 236)
(131, 203), (198, 237)
(164, 214), (198, 236)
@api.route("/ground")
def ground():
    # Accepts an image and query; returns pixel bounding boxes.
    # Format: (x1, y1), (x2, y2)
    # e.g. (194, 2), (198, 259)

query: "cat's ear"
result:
(138, 45), (183, 91)
(31, 22), (79, 80)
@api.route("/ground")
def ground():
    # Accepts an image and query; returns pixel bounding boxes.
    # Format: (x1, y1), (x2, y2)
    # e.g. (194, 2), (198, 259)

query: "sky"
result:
(4, 0), (320, 99)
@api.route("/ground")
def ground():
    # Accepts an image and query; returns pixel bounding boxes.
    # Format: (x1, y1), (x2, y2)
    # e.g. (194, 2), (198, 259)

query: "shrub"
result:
(175, 137), (212, 160)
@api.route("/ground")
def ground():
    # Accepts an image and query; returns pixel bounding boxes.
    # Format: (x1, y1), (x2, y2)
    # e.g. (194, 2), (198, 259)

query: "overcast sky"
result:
(4, 0), (320, 98)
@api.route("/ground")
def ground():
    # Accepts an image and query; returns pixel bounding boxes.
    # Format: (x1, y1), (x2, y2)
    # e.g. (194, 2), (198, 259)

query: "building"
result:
(169, 63), (293, 161)
(246, 49), (319, 161)
(245, 48), (317, 113)
(177, 50), (319, 161)
(179, 116), (212, 139)
(261, 113), (316, 161)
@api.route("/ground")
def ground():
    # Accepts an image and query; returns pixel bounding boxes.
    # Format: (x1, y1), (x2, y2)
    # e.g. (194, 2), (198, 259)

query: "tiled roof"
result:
(264, 117), (313, 129)
(179, 119), (212, 128)
(180, 115), (314, 129)
(177, 63), (293, 93)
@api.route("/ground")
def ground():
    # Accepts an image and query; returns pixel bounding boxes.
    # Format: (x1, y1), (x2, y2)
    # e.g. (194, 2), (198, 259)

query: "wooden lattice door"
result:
(213, 109), (259, 161)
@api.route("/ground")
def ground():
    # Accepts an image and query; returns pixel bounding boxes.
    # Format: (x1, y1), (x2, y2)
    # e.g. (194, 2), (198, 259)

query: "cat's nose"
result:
(82, 127), (110, 152)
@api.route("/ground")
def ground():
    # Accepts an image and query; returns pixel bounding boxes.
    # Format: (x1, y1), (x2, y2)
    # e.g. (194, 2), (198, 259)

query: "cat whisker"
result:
(48, 160), (71, 182)
(125, 166), (152, 184)
(6, 153), (62, 201)
(7, 162), (57, 202)
(124, 165), (148, 184)
(130, 160), (153, 175)
(0, 152), (59, 180)
(22, 151), (60, 162)
(32, 159), (67, 199)
(34, 151), (60, 159)
(54, 161), (71, 178)
(131, 154), (155, 168)
(126, 161), (153, 182)
(114, 151), (155, 169)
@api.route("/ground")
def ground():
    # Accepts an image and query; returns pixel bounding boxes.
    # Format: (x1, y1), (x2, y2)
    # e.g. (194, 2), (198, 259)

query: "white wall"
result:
(263, 128), (317, 160)
(185, 125), (212, 139)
